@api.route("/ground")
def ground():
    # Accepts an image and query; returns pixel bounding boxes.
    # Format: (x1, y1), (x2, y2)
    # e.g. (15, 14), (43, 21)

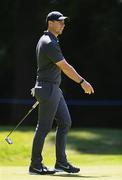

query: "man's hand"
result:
(81, 80), (94, 94)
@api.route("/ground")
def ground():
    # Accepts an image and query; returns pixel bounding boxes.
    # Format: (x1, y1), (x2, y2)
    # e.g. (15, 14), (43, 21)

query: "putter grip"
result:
(32, 101), (39, 109)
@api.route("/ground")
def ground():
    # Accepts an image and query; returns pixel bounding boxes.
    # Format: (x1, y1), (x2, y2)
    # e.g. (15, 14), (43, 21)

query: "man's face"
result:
(50, 20), (65, 35)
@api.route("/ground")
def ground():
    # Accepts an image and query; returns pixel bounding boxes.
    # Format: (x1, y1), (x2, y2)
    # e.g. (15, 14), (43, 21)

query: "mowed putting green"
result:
(0, 127), (122, 180)
(0, 165), (122, 180)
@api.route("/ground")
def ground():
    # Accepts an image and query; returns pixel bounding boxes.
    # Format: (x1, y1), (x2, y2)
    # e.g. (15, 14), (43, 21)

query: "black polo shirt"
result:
(36, 31), (64, 85)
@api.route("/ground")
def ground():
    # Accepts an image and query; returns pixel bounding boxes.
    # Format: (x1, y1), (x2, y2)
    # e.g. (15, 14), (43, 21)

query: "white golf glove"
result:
(31, 87), (35, 97)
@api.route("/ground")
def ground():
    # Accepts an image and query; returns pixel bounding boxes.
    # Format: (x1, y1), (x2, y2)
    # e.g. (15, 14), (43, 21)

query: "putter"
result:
(5, 101), (39, 145)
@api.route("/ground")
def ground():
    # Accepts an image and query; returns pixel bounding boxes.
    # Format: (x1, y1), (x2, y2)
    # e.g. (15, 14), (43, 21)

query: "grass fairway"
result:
(0, 126), (122, 179)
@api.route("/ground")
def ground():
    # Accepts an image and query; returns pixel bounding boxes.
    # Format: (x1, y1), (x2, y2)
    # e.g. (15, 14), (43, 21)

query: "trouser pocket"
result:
(35, 82), (53, 102)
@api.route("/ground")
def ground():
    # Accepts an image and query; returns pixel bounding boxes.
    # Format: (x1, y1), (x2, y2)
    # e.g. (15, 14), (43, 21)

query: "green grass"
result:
(1, 165), (122, 180)
(0, 127), (122, 180)
(0, 126), (122, 166)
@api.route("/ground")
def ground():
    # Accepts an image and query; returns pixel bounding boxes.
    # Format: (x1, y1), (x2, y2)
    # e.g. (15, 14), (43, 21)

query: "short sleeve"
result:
(44, 42), (64, 63)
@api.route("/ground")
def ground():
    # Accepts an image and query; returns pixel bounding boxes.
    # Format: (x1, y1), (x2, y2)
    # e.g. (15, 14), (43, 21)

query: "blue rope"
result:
(0, 98), (122, 106)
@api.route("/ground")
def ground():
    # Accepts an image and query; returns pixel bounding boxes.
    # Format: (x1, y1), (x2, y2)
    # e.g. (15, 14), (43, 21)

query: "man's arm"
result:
(56, 59), (94, 94)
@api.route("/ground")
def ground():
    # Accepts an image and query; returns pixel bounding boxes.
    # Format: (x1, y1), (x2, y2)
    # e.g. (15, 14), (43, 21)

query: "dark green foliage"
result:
(0, 0), (122, 125)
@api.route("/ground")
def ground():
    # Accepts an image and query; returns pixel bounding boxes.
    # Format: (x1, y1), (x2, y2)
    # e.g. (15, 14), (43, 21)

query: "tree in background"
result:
(0, 0), (122, 125)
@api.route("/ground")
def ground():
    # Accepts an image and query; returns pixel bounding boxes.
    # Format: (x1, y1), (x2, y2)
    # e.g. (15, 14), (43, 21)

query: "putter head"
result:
(5, 137), (13, 144)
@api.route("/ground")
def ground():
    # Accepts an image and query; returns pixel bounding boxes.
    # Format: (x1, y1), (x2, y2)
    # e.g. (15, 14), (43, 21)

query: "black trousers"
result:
(31, 82), (72, 166)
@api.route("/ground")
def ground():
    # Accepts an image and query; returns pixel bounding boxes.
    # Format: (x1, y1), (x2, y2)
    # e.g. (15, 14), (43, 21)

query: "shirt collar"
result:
(44, 31), (59, 42)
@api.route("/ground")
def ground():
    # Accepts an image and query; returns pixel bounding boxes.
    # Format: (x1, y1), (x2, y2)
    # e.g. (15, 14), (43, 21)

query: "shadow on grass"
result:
(50, 128), (122, 155)
(53, 173), (108, 178)
(1, 126), (122, 154)
(0, 126), (35, 132)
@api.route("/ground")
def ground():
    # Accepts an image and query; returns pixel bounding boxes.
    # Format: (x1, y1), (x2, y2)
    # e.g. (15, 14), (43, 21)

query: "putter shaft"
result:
(5, 101), (39, 144)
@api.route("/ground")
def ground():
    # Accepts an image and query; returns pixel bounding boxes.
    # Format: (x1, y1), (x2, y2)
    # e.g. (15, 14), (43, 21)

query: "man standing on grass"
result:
(29, 11), (94, 175)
